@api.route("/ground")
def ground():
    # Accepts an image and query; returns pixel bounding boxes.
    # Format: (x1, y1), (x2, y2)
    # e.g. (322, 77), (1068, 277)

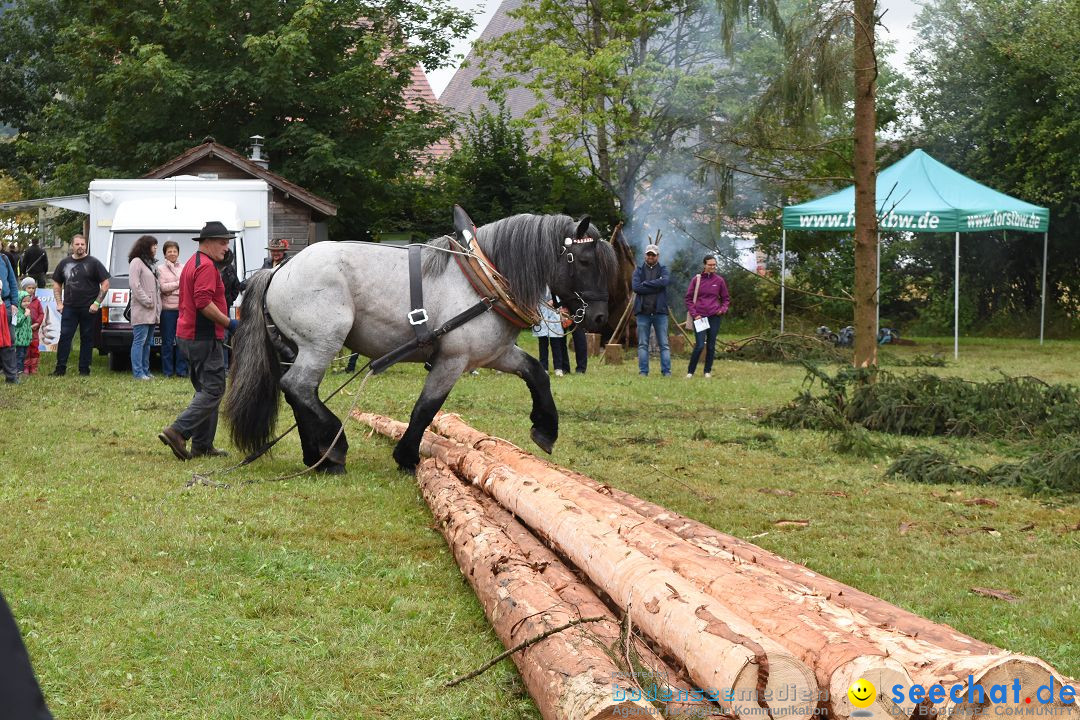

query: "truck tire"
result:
(108, 351), (130, 372)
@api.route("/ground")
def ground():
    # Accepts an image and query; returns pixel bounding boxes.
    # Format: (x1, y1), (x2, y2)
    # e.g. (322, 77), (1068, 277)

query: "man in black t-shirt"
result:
(51, 234), (110, 376)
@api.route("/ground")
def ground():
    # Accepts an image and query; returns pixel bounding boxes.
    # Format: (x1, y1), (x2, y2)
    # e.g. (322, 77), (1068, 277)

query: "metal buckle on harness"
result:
(408, 308), (429, 326)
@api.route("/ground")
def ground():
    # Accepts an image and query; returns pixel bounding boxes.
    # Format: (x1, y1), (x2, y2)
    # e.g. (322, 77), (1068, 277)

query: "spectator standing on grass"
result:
(685, 255), (729, 379)
(3, 243), (19, 275)
(158, 221), (237, 461)
(631, 243), (671, 377)
(262, 238), (289, 269)
(20, 240), (48, 288)
(20, 278), (43, 375)
(158, 241), (188, 378)
(13, 291), (32, 377)
(128, 235), (161, 380)
(0, 251), (19, 383)
(532, 288), (569, 376)
(51, 234), (110, 377)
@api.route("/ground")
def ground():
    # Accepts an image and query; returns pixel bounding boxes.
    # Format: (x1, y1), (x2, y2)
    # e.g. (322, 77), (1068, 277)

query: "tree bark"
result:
(416, 458), (657, 720)
(356, 412), (821, 719)
(852, 0), (878, 371)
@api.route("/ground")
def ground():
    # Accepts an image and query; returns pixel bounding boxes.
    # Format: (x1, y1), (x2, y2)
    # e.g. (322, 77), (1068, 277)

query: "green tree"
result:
(439, 106), (618, 228)
(475, 0), (772, 230)
(0, 0), (473, 239)
(905, 0), (1080, 334)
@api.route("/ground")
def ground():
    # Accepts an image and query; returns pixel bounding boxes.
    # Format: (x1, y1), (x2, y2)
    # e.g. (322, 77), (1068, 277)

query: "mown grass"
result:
(2, 334), (1078, 718)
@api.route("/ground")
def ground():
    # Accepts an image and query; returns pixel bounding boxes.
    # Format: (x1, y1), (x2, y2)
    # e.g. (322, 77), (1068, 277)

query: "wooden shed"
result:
(143, 139), (337, 253)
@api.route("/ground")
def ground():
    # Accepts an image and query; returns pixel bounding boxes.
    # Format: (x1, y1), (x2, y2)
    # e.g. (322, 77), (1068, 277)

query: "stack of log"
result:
(353, 410), (1078, 720)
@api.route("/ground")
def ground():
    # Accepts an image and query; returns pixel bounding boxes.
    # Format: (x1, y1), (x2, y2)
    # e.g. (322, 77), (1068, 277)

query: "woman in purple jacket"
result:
(684, 255), (729, 378)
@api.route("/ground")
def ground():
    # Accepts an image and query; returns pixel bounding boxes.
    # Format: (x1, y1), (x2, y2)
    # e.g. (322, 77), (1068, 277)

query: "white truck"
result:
(82, 177), (270, 370)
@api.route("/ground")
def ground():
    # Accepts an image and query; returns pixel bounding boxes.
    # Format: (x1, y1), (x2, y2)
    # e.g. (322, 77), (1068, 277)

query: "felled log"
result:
(356, 411), (820, 720)
(420, 457), (718, 718)
(416, 458), (656, 720)
(425, 414), (1079, 720)
(426, 414), (914, 720)
(566, 482), (1078, 719)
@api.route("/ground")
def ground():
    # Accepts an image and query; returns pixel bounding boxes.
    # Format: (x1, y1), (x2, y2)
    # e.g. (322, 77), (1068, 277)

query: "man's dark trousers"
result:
(173, 338), (225, 452)
(570, 330), (588, 373)
(55, 305), (97, 374)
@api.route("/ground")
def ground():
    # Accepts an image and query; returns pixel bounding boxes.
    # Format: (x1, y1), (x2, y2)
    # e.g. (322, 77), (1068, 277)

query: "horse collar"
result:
(451, 232), (540, 328)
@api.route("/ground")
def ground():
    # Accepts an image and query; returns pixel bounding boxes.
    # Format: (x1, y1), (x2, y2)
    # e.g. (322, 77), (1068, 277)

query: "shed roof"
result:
(144, 141), (337, 219)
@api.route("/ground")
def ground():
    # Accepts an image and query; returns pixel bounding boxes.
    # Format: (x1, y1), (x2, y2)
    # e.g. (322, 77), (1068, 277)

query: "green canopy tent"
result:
(780, 149), (1050, 357)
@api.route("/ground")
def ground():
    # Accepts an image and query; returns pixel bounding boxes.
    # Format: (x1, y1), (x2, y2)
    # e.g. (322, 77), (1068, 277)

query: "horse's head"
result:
(550, 215), (616, 333)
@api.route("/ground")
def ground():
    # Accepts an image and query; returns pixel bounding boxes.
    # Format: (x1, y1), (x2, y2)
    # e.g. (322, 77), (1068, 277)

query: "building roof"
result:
(404, 65), (454, 162)
(438, 0), (548, 123)
(143, 141), (338, 218)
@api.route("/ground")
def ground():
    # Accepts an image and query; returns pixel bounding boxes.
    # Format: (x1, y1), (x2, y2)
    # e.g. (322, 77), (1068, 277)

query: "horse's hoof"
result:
(530, 427), (555, 454)
(315, 462), (346, 475)
(392, 446), (420, 475)
(396, 462), (418, 476)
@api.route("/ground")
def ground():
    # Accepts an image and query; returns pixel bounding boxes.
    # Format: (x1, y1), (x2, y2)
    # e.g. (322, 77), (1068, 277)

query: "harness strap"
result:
(408, 243), (436, 348)
(370, 297), (495, 375)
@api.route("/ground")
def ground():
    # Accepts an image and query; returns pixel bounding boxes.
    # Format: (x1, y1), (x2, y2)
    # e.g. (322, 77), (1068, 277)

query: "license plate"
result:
(152, 336), (162, 347)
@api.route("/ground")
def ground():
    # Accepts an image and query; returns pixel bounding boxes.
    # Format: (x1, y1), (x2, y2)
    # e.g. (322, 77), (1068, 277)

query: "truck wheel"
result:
(108, 351), (130, 372)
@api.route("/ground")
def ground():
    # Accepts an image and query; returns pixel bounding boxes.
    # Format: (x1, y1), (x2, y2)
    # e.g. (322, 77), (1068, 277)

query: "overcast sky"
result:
(426, 0), (923, 98)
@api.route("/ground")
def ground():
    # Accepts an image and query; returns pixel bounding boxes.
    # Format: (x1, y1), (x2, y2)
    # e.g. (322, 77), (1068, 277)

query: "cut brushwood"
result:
(356, 412), (820, 720)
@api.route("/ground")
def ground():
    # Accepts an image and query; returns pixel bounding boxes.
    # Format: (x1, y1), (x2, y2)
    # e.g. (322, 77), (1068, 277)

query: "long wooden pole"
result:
(417, 459), (657, 719)
(356, 413), (820, 719)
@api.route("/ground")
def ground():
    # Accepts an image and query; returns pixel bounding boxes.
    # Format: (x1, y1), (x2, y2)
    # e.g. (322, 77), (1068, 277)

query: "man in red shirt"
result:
(158, 221), (238, 461)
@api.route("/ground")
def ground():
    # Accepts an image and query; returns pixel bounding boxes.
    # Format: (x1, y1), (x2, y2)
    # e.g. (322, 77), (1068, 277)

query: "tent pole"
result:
(780, 228), (786, 334)
(954, 231), (960, 359)
(1040, 231), (1048, 345)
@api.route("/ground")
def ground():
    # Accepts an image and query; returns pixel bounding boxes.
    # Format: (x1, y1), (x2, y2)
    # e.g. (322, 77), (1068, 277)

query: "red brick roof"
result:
(404, 64), (454, 162)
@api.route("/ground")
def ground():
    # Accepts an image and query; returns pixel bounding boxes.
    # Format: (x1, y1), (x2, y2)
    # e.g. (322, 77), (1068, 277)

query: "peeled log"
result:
(425, 413), (1079, 720)
(417, 458), (655, 720)
(426, 460), (719, 719)
(425, 414), (913, 720)
(356, 412), (820, 719)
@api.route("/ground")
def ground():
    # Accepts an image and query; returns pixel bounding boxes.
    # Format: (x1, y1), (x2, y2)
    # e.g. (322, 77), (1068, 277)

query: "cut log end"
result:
(946, 657), (1079, 720)
(731, 653), (819, 719)
(830, 660), (917, 720)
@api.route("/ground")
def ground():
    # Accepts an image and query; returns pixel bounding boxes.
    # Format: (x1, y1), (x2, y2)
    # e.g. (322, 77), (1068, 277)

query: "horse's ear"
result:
(575, 215), (591, 239)
(454, 205), (476, 242)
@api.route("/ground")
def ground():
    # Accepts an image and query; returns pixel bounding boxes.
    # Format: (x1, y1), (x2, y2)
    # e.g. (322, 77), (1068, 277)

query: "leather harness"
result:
(369, 237), (536, 374)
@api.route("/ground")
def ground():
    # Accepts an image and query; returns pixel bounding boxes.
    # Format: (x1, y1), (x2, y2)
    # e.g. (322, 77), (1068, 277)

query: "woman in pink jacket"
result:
(684, 255), (729, 378)
(128, 235), (162, 380)
(158, 240), (188, 378)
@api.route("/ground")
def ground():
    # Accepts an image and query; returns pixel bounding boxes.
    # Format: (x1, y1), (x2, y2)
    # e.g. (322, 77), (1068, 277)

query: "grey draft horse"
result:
(225, 207), (617, 474)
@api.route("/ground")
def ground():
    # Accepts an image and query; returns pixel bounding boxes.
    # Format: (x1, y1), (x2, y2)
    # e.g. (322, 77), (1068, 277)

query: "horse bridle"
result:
(559, 235), (608, 326)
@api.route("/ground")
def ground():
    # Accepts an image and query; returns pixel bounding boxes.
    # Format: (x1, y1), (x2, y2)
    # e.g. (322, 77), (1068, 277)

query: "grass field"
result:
(2, 334), (1078, 719)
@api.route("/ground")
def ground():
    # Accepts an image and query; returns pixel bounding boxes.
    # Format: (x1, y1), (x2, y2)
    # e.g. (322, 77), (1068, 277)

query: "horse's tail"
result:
(225, 270), (282, 455)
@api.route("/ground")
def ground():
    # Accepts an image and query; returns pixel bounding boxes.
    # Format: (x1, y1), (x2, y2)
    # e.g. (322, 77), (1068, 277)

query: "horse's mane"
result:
(422, 214), (615, 311)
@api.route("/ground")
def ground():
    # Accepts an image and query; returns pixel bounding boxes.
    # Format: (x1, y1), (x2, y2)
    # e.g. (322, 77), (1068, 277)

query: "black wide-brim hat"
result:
(193, 221), (236, 241)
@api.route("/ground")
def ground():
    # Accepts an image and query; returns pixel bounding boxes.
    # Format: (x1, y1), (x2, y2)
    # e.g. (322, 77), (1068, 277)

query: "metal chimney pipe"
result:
(249, 135), (269, 169)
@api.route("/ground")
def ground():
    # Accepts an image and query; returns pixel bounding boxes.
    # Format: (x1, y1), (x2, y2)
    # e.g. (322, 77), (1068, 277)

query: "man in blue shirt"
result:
(631, 243), (671, 377)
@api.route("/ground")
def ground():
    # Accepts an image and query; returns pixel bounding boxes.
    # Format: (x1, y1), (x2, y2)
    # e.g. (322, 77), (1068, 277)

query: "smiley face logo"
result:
(848, 678), (877, 709)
